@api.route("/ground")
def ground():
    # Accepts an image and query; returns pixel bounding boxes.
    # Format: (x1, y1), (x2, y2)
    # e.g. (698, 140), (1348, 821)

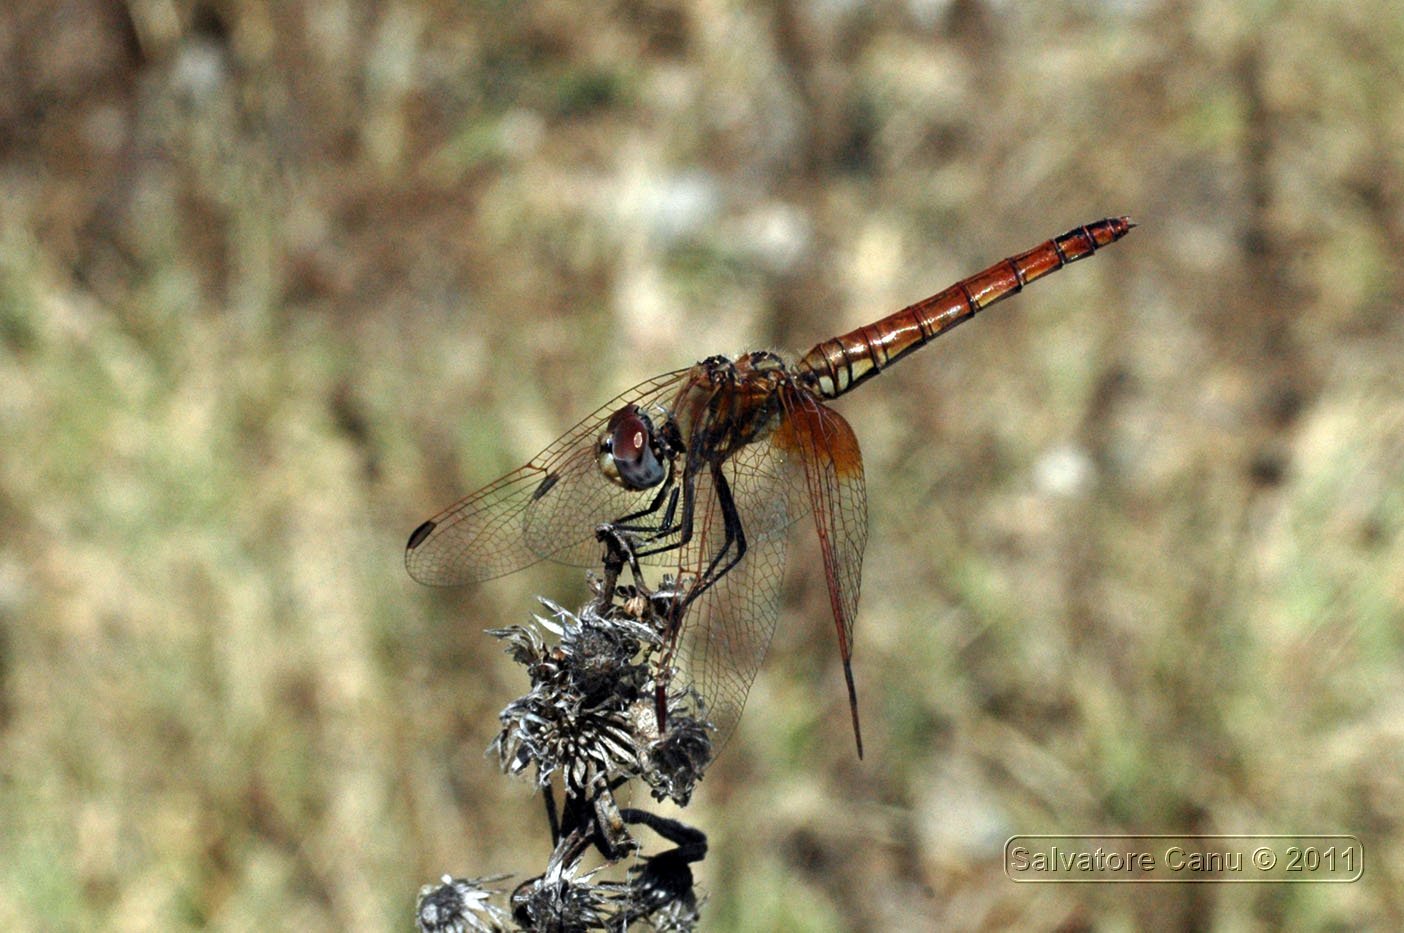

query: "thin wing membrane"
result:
(671, 429), (798, 748)
(405, 368), (693, 585)
(775, 387), (868, 753)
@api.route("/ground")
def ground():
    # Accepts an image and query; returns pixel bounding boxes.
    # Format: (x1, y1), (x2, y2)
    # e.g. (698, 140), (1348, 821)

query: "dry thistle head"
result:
(425, 565), (712, 931)
(416, 875), (511, 933)
(488, 582), (712, 806)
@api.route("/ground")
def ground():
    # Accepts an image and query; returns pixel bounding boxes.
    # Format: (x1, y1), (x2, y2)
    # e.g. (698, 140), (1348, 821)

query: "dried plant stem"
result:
(417, 527), (712, 932)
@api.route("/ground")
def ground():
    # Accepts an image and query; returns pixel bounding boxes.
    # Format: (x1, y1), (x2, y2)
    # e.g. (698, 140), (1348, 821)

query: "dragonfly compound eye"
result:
(598, 405), (666, 490)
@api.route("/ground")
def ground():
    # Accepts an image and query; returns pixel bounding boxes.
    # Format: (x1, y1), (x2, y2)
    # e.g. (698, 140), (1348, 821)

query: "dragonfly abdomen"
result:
(794, 217), (1134, 400)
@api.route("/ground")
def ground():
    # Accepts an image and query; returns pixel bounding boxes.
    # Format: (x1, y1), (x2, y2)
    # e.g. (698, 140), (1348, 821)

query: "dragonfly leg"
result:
(611, 471), (680, 529)
(688, 460), (748, 598)
(606, 455), (695, 568)
(652, 460), (751, 737)
(633, 455), (748, 605)
(627, 467), (698, 563)
(610, 483), (684, 543)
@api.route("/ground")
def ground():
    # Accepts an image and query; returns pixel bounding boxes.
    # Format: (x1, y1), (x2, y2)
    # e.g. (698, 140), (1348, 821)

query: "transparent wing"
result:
(405, 368), (694, 586)
(775, 387), (868, 754)
(670, 429), (801, 749)
(667, 388), (869, 753)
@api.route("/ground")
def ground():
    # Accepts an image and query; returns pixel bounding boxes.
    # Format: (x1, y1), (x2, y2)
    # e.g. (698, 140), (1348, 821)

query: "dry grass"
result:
(2, 0), (1402, 928)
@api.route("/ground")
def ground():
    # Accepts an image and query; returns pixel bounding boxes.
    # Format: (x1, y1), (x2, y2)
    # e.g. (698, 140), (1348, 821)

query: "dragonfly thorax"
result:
(677, 351), (791, 458)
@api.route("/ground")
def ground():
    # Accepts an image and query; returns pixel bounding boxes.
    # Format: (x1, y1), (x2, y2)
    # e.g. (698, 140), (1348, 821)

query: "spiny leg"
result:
(653, 459), (751, 734)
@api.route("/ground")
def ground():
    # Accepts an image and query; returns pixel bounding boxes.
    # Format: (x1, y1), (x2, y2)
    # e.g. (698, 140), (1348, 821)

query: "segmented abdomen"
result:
(794, 217), (1134, 400)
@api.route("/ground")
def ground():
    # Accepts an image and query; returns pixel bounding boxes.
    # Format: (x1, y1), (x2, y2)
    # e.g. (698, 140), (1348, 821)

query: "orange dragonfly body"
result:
(408, 217), (1134, 756)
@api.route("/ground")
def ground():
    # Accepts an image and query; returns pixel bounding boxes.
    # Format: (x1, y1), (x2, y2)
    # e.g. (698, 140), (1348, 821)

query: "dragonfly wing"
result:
(775, 388), (868, 755)
(406, 461), (565, 585)
(671, 435), (795, 749)
(406, 368), (693, 585)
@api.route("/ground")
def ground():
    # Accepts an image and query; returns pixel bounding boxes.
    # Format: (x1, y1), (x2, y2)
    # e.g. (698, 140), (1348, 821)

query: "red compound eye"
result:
(598, 406), (666, 490)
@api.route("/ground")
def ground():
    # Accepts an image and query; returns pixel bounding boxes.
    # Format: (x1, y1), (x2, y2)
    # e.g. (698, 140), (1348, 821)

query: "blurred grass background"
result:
(2, 0), (1402, 929)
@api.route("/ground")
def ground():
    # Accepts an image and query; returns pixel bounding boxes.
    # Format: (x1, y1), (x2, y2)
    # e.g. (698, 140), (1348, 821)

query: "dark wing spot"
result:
(531, 473), (560, 501)
(406, 519), (436, 550)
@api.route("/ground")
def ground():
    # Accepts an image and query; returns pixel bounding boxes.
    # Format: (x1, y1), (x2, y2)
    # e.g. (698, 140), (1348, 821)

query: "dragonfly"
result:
(407, 216), (1134, 758)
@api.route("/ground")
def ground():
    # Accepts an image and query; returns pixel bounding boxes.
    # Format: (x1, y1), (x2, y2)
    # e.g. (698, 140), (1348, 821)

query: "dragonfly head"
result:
(598, 404), (668, 490)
